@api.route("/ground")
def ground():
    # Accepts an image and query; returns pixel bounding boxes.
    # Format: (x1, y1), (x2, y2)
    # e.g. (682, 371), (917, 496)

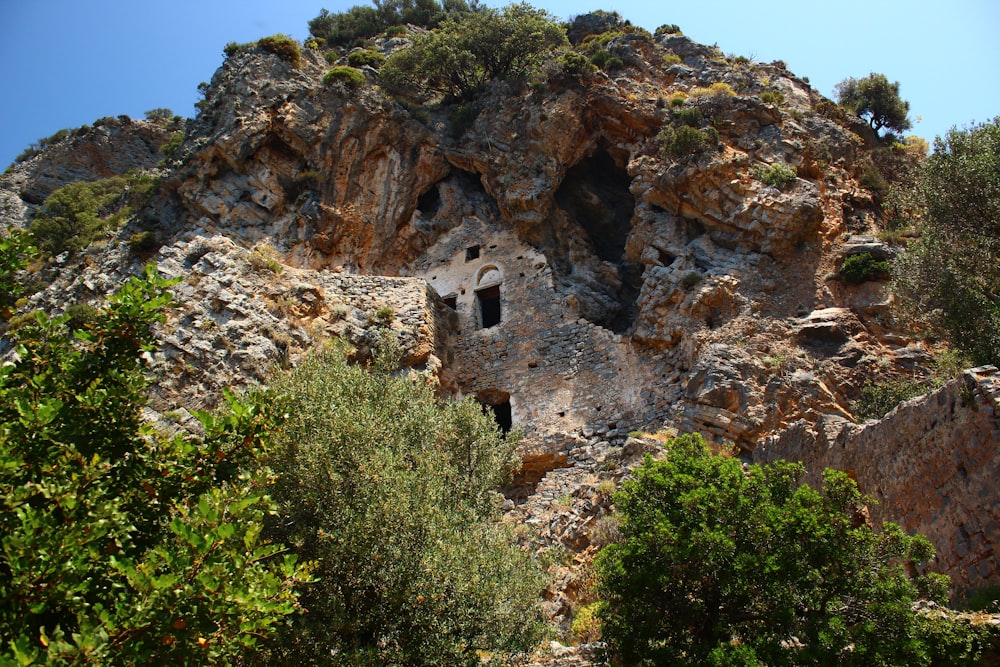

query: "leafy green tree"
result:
(892, 118), (1000, 367)
(595, 433), (984, 666)
(256, 337), (545, 666)
(0, 229), (36, 314)
(835, 73), (912, 136)
(380, 2), (567, 101)
(0, 265), (310, 665)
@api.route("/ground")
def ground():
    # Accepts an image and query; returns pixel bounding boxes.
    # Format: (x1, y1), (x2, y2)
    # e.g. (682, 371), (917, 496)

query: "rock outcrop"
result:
(2, 16), (996, 627)
(755, 366), (1000, 593)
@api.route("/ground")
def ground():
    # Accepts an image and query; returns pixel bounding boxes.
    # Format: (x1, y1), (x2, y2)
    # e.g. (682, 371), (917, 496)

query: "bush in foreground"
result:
(0, 266), (309, 665)
(596, 433), (989, 666)
(256, 337), (546, 665)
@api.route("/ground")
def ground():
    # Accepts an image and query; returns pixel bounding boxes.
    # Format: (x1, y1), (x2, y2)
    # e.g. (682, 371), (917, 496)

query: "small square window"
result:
(465, 245), (480, 262)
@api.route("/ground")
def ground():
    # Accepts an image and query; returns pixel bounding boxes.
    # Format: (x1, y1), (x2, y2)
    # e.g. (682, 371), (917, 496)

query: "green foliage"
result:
(760, 89), (784, 106)
(346, 48), (386, 68)
(257, 34), (302, 67)
(689, 81), (736, 101)
(835, 72), (912, 136)
(0, 266), (310, 665)
(223, 40), (255, 58)
(248, 243), (283, 273)
(258, 339), (545, 665)
(29, 172), (159, 257)
(127, 230), (159, 255)
(839, 251), (891, 284)
(752, 162), (798, 188)
(12, 128), (71, 165)
(655, 23), (682, 36)
(853, 378), (927, 421)
(556, 50), (597, 77)
(0, 229), (36, 315)
(224, 35), (302, 67)
(657, 124), (714, 159)
(159, 130), (185, 159)
(595, 433), (975, 666)
(323, 65), (367, 88)
(380, 2), (568, 101)
(893, 118), (1000, 367)
(143, 107), (174, 124)
(680, 270), (703, 288)
(309, 0), (477, 47)
(571, 602), (602, 643)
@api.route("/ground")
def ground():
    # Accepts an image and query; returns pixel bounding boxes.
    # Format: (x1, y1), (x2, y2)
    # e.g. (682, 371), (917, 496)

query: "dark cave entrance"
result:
(554, 148), (642, 333)
(477, 389), (513, 434)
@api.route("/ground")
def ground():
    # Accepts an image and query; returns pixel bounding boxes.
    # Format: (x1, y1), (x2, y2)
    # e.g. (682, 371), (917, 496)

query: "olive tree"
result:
(256, 337), (545, 666)
(835, 73), (912, 136)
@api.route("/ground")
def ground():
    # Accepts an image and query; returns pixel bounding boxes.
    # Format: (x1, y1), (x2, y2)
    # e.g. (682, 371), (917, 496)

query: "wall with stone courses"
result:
(754, 366), (1000, 594)
(410, 217), (689, 449)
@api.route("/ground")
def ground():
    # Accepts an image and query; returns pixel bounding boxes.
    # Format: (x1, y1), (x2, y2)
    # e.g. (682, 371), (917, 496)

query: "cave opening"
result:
(554, 148), (641, 333)
(416, 183), (442, 218)
(477, 389), (513, 434)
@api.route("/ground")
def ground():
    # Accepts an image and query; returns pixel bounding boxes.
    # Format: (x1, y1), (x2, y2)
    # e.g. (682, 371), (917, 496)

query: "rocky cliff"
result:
(2, 13), (996, 626)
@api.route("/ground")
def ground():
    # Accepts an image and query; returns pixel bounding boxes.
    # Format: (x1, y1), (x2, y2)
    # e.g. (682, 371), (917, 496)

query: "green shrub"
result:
(0, 229), (36, 314)
(572, 602), (603, 643)
(840, 251), (891, 283)
(257, 338), (546, 665)
(596, 432), (965, 666)
(557, 50), (597, 77)
(385, 24), (407, 37)
(655, 23), (681, 36)
(127, 230), (159, 255)
(248, 243), (283, 273)
(257, 33), (302, 67)
(853, 378), (927, 421)
(223, 40), (254, 58)
(159, 130), (184, 158)
(675, 105), (702, 127)
(0, 267), (309, 665)
(892, 118), (1000, 367)
(12, 128), (71, 164)
(380, 4), (567, 101)
(142, 107), (173, 124)
(323, 65), (366, 88)
(29, 176), (132, 256)
(323, 50), (339, 64)
(752, 162), (797, 188)
(680, 270), (703, 288)
(657, 125), (712, 158)
(759, 89), (784, 105)
(448, 102), (479, 135)
(346, 48), (385, 68)
(590, 49), (612, 68)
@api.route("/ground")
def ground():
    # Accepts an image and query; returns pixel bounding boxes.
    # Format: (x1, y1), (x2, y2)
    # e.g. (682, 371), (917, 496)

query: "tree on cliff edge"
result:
(835, 73), (912, 137)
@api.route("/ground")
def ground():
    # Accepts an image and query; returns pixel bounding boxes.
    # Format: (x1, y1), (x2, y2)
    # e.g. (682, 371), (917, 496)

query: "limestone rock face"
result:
(3, 24), (996, 609)
(755, 367), (1000, 594)
(0, 117), (174, 235)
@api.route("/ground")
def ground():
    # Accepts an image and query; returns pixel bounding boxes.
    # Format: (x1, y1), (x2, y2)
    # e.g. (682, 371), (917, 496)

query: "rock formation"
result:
(2, 15), (996, 636)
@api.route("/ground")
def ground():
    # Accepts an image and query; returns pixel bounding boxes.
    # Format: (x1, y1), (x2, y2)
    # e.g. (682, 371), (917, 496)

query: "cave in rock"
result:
(554, 148), (642, 333)
(477, 389), (513, 434)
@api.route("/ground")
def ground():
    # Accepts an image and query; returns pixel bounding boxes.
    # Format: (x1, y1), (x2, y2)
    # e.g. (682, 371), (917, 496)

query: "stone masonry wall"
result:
(754, 366), (1000, 594)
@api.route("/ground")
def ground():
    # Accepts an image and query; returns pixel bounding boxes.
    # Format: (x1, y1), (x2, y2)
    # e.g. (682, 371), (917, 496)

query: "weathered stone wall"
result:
(754, 366), (1000, 594)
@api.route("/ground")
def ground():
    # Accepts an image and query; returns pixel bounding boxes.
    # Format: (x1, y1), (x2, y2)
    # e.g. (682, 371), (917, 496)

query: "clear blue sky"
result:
(1, 0), (998, 168)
